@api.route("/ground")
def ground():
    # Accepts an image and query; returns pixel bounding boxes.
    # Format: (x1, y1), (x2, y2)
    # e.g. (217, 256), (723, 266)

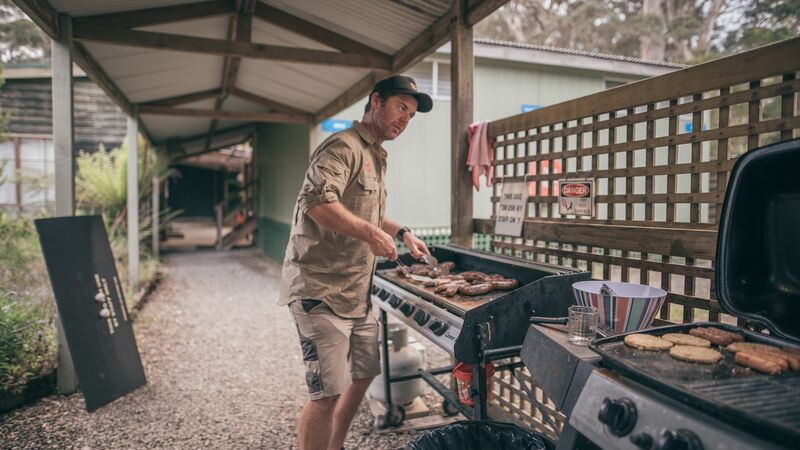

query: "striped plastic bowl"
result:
(572, 281), (668, 334)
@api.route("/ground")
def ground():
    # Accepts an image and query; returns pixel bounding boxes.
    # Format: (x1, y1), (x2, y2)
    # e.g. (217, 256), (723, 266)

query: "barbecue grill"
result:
(521, 138), (800, 450)
(371, 244), (589, 427)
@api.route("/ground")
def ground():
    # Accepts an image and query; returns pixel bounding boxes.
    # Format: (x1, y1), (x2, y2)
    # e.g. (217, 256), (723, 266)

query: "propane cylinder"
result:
(368, 323), (425, 405)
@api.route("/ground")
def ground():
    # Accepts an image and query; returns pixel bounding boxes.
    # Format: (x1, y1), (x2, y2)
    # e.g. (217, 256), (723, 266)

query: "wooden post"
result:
(51, 13), (78, 394)
(127, 109), (139, 288)
(450, 0), (474, 247)
(152, 176), (159, 258)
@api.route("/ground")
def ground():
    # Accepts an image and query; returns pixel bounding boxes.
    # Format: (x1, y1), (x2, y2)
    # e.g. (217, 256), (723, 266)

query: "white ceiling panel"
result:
(82, 42), (223, 103)
(222, 96), (266, 114)
(141, 116), (211, 142)
(250, 18), (335, 52)
(262, 0), (449, 54)
(237, 59), (365, 112)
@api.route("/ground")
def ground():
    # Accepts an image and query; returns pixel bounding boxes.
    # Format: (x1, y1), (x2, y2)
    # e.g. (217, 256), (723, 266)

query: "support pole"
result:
(152, 176), (160, 258)
(450, 0), (474, 247)
(51, 13), (78, 394)
(127, 110), (139, 289)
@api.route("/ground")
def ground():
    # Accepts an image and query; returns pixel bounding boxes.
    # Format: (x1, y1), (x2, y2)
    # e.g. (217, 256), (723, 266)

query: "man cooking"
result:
(278, 75), (433, 450)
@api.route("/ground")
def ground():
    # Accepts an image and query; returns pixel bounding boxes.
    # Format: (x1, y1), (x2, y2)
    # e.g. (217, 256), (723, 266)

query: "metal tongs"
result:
(395, 258), (432, 282)
(420, 253), (450, 276)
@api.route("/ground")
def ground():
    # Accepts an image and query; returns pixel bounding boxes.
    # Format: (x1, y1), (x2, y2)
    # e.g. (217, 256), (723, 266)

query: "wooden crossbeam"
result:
(139, 104), (313, 123)
(466, 0), (510, 26)
(315, 11), (456, 123)
(232, 88), (310, 115)
(164, 123), (255, 147)
(142, 89), (222, 107)
(72, 24), (392, 70)
(253, 2), (388, 57)
(72, 0), (234, 29)
(10, 0), (59, 39)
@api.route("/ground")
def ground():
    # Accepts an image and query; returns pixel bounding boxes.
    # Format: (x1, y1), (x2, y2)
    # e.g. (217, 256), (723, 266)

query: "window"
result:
(402, 60), (452, 100)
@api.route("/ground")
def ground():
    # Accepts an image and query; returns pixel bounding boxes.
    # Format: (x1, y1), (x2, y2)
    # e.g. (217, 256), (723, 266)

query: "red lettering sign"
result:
(561, 183), (589, 197)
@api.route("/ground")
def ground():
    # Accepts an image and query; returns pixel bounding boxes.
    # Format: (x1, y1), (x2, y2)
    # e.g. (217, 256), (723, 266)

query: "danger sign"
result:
(558, 179), (594, 217)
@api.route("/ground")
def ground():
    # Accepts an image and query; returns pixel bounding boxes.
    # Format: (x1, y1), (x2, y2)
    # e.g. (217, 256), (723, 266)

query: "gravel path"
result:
(0, 249), (450, 449)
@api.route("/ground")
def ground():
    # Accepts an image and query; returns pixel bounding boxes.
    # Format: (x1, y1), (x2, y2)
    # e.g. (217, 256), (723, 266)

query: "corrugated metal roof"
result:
(35, 0), (455, 148)
(474, 38), (688, 69)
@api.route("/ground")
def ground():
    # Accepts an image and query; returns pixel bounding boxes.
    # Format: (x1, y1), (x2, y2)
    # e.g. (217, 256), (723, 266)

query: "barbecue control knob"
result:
(429, 320), (449, 336)
(371, 285), (380, 295)
(388, 295), (402, 308)
(656, 429), (703, 450)
(413, 310), (430, 326)
(378, 290), (391, 301)
(630, 432), (653, 449)
(399, 303), (415, 316)
(598, 397), (637, 437)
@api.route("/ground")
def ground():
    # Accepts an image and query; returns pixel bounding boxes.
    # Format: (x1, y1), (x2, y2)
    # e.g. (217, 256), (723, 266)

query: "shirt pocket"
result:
(353, 175), (379, 222)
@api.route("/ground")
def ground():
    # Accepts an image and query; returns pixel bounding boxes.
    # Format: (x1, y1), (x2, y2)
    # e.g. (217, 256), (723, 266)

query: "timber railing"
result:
(474, 37), (800, 436)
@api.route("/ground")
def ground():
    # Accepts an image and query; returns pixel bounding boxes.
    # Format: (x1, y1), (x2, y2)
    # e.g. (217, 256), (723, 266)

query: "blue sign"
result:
(521, 104), (541, 113)
(321, 119), (352, 132)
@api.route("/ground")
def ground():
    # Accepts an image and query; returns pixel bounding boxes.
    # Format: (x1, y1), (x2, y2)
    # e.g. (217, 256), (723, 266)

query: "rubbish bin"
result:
(406, 420), (552, 450)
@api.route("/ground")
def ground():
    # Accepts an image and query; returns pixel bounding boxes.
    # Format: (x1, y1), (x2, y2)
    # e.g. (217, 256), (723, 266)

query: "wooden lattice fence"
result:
(474, 38), (800, 437)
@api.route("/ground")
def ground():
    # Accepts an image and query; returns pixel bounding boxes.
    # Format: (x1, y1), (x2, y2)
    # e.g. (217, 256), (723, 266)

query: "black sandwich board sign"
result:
(35, 215), (146, 411)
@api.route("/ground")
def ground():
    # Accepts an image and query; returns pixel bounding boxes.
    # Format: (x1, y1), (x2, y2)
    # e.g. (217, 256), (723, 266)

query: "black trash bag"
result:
(406, 421), (551, 450)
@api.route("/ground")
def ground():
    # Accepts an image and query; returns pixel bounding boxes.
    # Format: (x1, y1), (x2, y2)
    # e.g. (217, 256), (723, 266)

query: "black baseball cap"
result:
(371, 75), (433, 113)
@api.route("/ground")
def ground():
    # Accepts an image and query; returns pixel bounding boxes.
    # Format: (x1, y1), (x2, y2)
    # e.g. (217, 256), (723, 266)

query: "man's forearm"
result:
(306, 201), (379, 243)
(381, 217), (402, 239)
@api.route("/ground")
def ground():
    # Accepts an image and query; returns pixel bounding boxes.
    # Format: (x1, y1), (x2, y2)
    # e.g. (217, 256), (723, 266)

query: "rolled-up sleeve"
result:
(298, 143), (352, 214)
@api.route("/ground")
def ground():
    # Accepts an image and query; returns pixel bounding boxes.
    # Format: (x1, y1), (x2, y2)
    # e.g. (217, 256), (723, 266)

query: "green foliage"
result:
(76, 137), (177, 237)
(0, 211), (56, 394)
(0, 289), (56, 394)
(724, 0), (799, 54)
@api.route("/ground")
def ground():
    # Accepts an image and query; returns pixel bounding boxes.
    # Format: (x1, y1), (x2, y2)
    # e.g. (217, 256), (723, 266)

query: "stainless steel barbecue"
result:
(520, 138), (800, 450)
(371, 244), (589, 427)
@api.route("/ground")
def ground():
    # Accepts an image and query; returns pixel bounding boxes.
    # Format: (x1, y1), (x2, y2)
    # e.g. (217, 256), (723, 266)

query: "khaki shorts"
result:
(289, 299), (381, 400)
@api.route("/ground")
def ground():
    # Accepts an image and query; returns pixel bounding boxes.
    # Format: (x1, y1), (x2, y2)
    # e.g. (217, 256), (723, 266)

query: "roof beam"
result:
(142, 89), (222, 107)
(164, 123), (255, 147)
(466, 0), (510, 27)
(139, 105), (313, 123)
(73, 0), (234, 29)
(10, 0), (59, 39)
(253, 3), (389, 57)
(315, 11), (456, 123)
(232, 88), (310, 115)
(72, 24), (392, 70)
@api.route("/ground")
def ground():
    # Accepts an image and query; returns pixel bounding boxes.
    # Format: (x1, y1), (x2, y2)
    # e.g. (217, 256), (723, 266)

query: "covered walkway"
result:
(0, 250), (432, 449)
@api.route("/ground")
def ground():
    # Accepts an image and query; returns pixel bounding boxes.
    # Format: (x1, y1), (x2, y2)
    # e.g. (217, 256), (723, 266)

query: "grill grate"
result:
(689, 374), (800, 430)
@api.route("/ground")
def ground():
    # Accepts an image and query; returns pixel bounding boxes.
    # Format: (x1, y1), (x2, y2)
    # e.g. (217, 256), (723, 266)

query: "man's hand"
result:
(368, 227), (398, 260)
(402, 231), (430, 259)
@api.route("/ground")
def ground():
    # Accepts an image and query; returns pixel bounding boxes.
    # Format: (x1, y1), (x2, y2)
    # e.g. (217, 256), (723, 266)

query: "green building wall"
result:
(254, 122), (309, 262)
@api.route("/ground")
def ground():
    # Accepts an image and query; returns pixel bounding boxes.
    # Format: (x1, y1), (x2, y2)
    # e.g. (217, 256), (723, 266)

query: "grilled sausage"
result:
(434, 280), (467, 293)
(490, 278), (519, 290)
(459, 271), (488, 282)
(735, 350), (783, 375)
(459, 283), (492, 296)
(442, 284), (461, 297)
(689, 327), (743, 346)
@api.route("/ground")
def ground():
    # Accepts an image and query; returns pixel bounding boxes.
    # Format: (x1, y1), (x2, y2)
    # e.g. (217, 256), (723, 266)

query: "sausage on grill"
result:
(442, 284), (461, 297)
(735, 350), (783, 375)
(440, 261), (456, 271)
(459, 271), (488, 282)
(490, 278), (519, 290)
(459, 283), (492, 296)
(689, 327), (743, 346)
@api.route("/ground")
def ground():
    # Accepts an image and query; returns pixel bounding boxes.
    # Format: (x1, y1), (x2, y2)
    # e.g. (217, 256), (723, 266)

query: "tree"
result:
(0, 0), (49, 63)
(474, 0), (769, 63)
(724, 0), (800, 53)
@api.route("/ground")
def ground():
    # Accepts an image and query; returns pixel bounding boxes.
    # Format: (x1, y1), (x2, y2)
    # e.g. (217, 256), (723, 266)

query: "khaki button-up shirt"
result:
(278, 121), (387, 318)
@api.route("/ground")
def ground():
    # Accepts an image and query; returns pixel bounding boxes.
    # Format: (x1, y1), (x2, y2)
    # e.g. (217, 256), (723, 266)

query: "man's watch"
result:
(396, 226), (411, 241)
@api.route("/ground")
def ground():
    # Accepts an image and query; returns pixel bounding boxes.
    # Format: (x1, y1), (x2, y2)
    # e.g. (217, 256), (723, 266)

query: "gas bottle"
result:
(368, 323), (424, 405)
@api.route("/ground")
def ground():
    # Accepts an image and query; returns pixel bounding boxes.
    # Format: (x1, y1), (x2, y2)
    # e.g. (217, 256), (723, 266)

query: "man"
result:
(278, 75), (433, 450)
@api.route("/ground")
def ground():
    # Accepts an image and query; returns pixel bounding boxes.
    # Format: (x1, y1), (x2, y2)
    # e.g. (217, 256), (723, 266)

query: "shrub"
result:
(0, 289), (56, 394)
